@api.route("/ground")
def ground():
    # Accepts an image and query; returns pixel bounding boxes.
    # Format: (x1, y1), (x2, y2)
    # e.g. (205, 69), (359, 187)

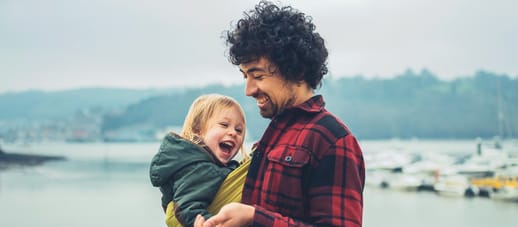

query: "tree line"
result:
(101, 70), (518, 140)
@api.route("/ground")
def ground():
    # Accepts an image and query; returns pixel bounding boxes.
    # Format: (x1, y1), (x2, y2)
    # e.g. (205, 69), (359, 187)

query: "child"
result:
(149, 94), (248, 227)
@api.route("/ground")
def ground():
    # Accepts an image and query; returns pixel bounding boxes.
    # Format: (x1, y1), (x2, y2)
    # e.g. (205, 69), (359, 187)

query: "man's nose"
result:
(245, 78), (257, 97)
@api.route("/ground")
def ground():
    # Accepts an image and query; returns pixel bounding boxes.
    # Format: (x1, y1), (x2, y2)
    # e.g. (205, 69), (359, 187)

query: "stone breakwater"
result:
(0, 147), (66, 169)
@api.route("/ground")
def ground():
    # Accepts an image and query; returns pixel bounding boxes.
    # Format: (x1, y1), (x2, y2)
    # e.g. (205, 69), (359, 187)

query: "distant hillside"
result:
(101, 70), (518, 140)
(101, 84), (270, 140)
(0, 87), (176, 121)
(323, 70), (518, 139)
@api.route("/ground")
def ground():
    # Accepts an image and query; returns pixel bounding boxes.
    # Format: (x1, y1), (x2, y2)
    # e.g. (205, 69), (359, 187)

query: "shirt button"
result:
(284, 156), (292, 162)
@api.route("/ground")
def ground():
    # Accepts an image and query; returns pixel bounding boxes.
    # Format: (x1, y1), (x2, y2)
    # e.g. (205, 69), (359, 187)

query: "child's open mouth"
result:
(219, 141), (235, 154)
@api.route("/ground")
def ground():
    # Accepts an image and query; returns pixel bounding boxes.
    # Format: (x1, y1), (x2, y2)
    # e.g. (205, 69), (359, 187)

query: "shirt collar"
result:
(292, 95), (325, 113)
(272, 95), (324, 120)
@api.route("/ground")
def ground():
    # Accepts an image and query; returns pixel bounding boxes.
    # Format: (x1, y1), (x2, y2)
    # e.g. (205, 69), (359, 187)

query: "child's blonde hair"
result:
(180, 94), (249, 161)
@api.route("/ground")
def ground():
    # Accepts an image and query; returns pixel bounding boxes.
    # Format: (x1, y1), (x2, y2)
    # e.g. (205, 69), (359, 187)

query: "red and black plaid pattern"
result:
(243, 95), (365, 227)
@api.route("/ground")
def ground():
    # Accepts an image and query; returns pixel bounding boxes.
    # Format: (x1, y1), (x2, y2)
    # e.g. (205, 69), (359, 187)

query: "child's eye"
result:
(219, 122), (229, 127)
(235, 127), (243, 134)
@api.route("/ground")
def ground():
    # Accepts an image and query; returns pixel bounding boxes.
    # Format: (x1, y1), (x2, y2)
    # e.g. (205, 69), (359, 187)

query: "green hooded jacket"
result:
(149, 133), (238, 227)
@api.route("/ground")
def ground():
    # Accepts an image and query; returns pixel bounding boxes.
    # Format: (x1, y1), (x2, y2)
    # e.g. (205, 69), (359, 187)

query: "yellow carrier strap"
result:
(165, 158), (251, 227)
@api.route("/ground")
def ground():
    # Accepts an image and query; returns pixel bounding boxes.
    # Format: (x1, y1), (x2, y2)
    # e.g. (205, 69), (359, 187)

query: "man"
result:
(195, 1), (365, 226)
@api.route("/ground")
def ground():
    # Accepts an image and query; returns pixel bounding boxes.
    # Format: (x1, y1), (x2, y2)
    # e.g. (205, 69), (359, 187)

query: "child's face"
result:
(202, 105), (245, 164)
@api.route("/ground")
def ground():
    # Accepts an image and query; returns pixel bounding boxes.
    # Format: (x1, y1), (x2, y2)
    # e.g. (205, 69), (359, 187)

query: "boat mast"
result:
(495, 77), (503, 149)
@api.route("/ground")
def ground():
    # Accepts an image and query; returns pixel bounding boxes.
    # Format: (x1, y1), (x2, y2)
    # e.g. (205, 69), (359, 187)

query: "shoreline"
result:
(0, 148), (66, 170)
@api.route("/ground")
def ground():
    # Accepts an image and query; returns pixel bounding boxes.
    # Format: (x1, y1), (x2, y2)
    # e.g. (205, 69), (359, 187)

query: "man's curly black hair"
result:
(225, 0), (328, 89)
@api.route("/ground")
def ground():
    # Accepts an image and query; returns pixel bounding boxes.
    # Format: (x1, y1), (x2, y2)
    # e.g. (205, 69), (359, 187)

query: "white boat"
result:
(433, 174), (477, 197)
(491, 186), (518, 202)
(402, 153), (454, 175)
(364, 150), (417, 172)
(381, 173), (423, 191)
(450, 146), (510, 178)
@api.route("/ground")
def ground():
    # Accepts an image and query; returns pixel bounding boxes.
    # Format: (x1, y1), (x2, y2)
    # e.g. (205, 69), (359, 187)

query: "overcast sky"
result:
(1, 0), (517, 93)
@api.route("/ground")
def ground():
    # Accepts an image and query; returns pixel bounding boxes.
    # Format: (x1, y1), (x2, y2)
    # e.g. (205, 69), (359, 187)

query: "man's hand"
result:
(194, 202), (254, 227)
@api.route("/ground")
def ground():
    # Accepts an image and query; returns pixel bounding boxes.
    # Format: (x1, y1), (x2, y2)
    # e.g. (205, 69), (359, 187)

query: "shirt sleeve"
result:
(172, 161), (231, 227)
(252, 134), (365, 227)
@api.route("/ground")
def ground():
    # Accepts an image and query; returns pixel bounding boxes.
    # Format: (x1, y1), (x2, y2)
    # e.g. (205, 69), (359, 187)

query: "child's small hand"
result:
(194, 214), (206, 227)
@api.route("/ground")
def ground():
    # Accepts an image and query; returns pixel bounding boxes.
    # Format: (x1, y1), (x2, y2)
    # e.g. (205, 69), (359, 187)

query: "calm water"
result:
(0, 140), (516, 227)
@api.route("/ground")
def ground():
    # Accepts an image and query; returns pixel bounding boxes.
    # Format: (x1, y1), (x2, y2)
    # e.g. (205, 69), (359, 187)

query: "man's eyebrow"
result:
(240, 67), (266, 74)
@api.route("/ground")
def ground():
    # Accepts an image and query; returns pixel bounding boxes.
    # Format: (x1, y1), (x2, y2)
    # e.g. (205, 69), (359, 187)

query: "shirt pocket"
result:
(263, 145), (311, 215)
(267, 145), (310, 167)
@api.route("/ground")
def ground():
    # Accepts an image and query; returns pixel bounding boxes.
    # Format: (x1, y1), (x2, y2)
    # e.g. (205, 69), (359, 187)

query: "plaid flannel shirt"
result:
(243, 95), (365, 227)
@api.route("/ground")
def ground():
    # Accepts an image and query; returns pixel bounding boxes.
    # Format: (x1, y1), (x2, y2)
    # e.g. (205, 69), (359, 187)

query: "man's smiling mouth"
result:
(257, 96), (269, 105)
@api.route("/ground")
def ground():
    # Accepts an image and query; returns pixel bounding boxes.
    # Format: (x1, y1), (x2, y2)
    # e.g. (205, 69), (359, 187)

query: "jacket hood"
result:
(149, 133), (214, 187)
